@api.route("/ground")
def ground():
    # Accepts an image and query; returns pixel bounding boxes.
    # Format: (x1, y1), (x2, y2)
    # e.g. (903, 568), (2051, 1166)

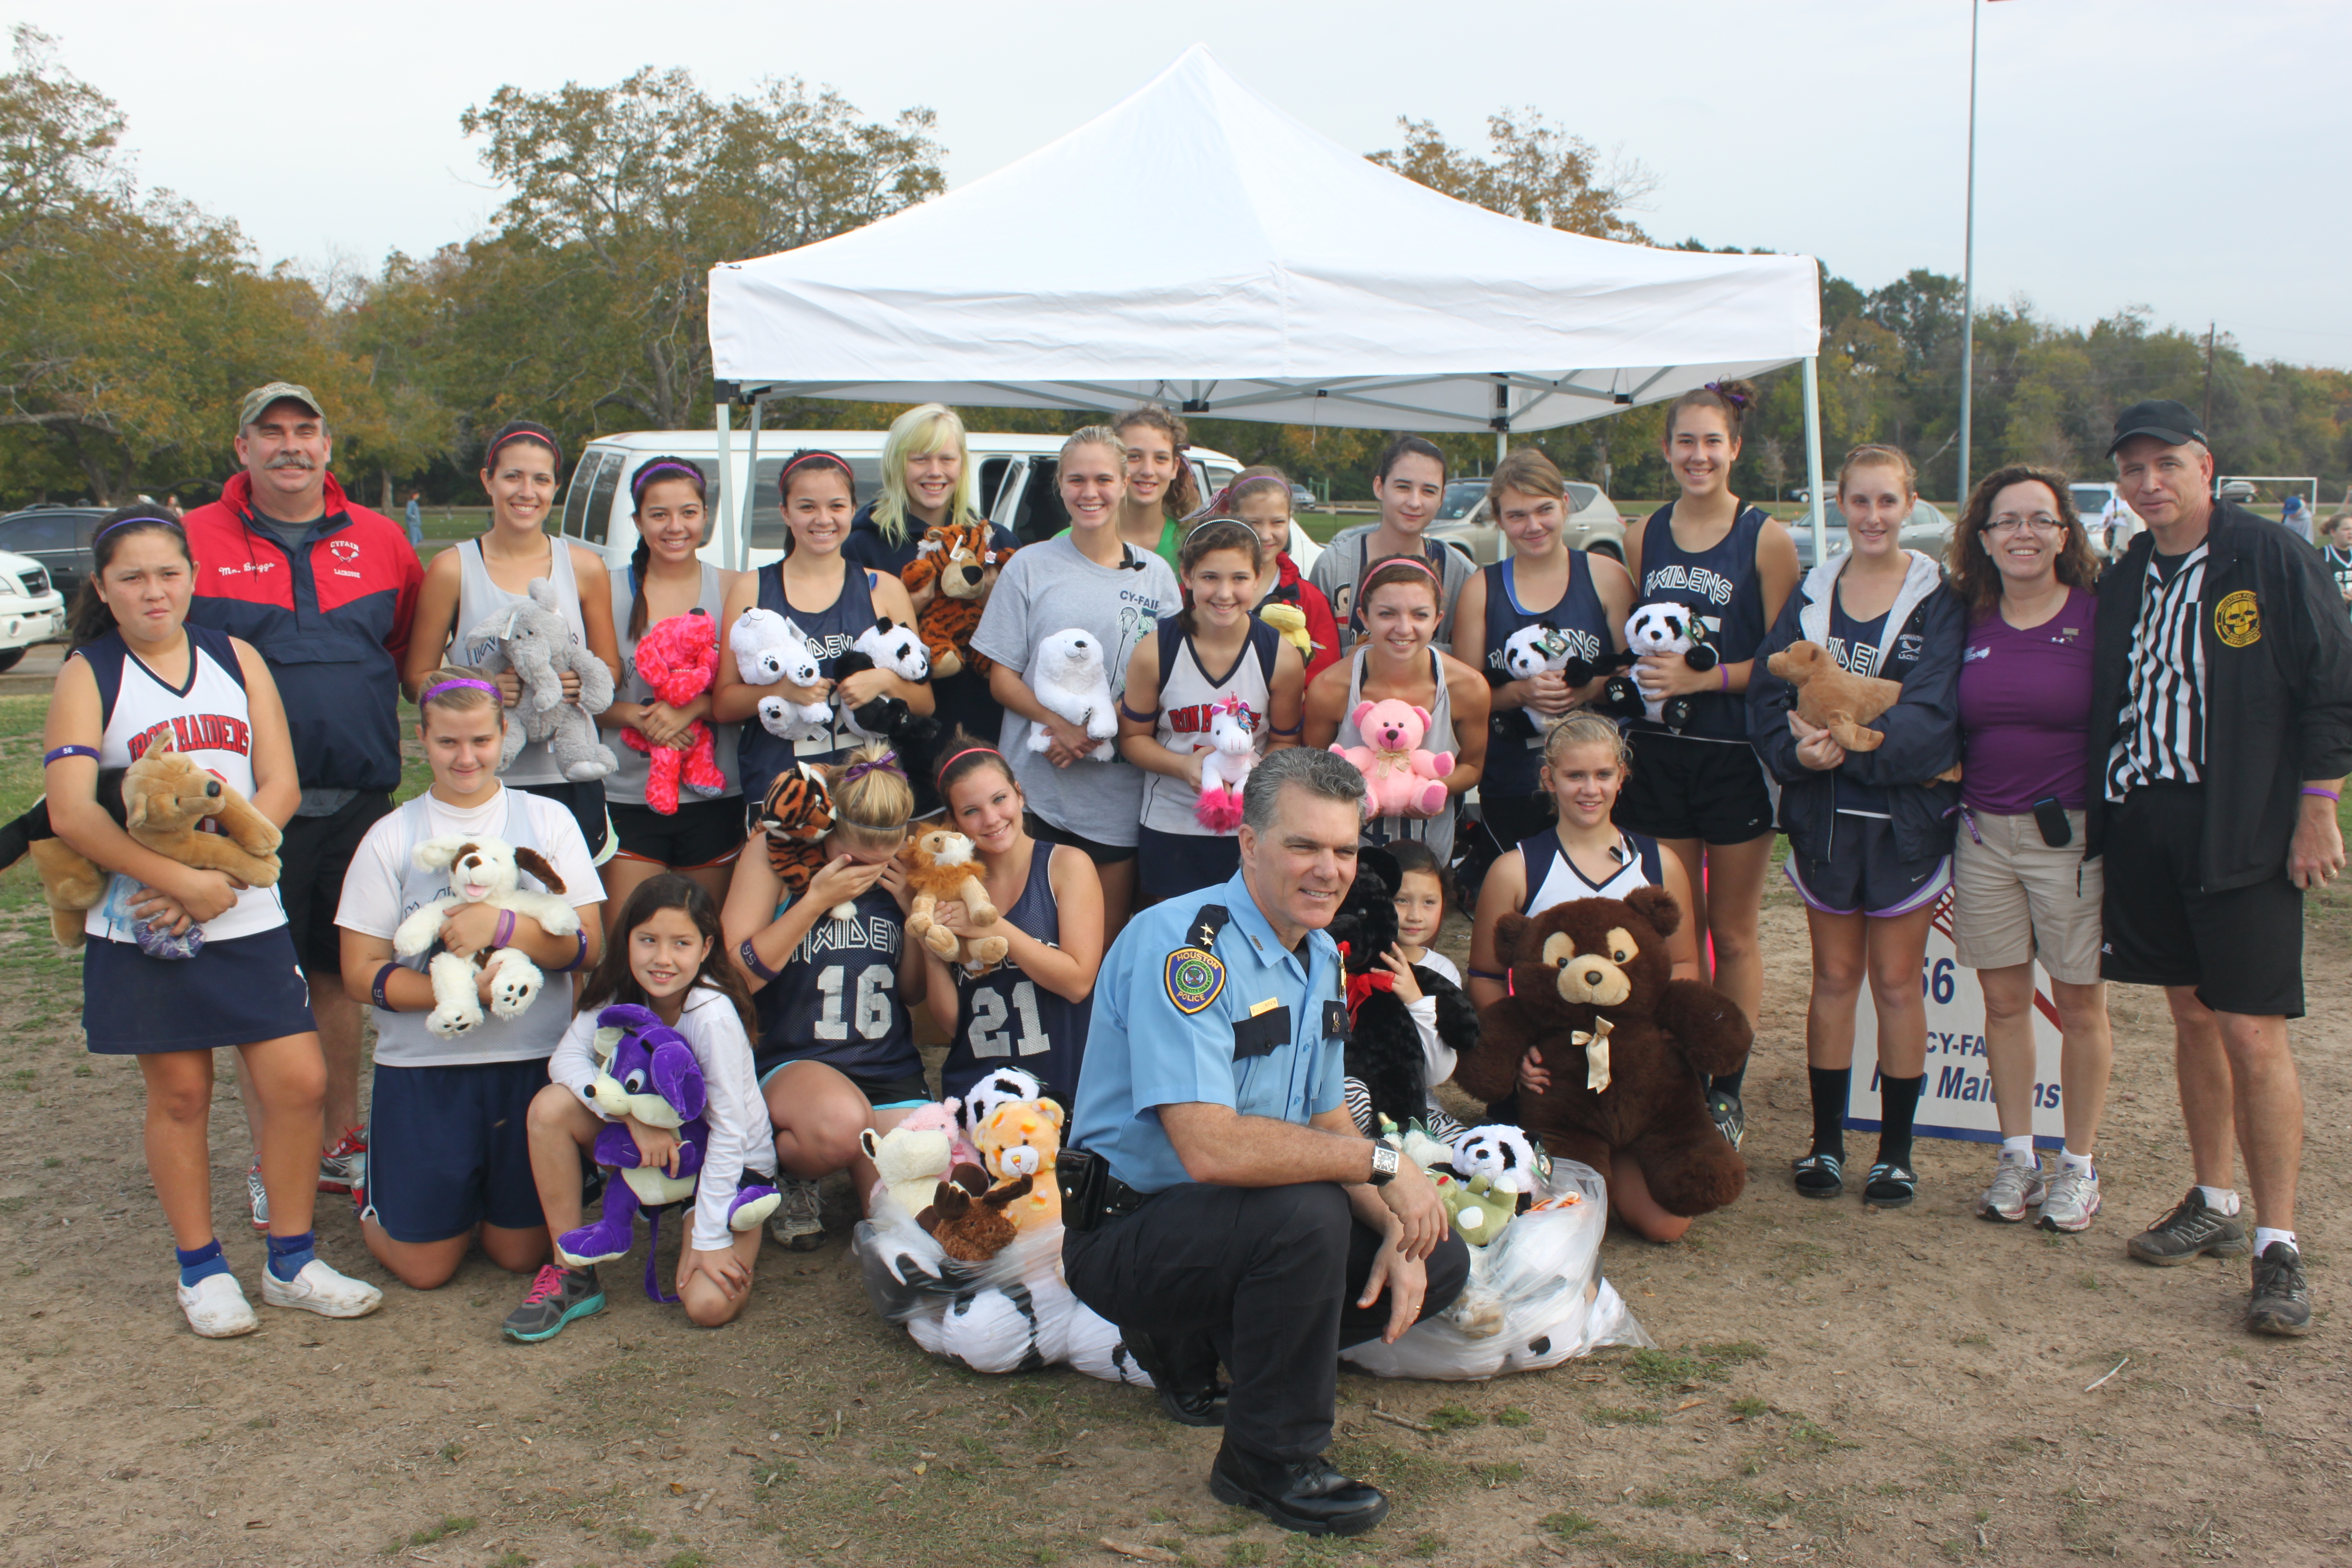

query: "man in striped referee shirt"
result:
(2084, 399), (2352, 1338)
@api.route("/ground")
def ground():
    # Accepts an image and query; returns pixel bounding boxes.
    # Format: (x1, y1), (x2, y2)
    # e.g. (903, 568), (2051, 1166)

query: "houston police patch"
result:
(1164, 945), (1225, 1015)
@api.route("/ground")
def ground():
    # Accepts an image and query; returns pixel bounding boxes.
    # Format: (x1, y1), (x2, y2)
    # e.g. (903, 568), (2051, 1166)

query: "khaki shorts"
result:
(1952, 808), (2104, 985)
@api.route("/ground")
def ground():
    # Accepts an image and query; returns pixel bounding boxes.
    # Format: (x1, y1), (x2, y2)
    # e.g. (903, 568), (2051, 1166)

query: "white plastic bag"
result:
(852, 1202), (1153, 1386)
(1343, 1158), (1651, 1380)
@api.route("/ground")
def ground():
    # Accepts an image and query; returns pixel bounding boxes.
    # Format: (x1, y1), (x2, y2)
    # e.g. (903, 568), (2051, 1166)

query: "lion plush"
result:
(902, 827), (1010, 973)
(0, 734), (281, 952)
(1452, 887), (1753, 1220)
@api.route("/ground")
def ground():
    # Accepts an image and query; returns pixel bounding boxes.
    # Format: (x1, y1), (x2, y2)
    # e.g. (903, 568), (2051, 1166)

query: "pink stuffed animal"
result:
(621, 612), (727, 814)
(1331, 698), (1454, 817)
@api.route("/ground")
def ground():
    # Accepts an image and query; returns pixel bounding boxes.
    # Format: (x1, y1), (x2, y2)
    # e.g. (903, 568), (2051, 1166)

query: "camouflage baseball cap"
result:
(238, 381), (325, 429)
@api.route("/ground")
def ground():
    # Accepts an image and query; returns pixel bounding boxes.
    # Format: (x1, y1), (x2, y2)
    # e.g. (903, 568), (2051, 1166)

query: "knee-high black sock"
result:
(1709, 1065), (1747, 1099)
(1808, 1067), (1850, 1159)
(1876, 1073), (1925, 1169)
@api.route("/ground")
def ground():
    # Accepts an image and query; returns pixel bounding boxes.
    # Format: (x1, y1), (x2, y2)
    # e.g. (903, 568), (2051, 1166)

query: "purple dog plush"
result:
(556, 1004), (779, 1302)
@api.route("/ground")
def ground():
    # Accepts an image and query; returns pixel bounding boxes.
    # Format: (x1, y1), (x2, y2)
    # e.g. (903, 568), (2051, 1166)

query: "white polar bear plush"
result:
(1024, 629), (1117, 762)
(730, 607), (833, 743)
(1617, 601), (1720, 729)
(391, 834), (582, 1040)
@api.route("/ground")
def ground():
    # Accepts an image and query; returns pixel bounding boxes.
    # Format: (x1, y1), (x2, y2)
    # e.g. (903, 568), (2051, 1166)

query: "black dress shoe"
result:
(1208, 1443), (1389, 1537)
(1126, 1329), (1227, 1427)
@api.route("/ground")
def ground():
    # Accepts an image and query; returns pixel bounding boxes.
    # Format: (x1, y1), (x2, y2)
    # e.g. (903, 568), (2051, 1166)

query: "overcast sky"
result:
(13, 0), (2346, 369)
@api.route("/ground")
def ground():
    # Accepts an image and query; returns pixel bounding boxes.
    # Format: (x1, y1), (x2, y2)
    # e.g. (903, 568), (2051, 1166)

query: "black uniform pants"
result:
(1063, 1181), (1471, 1464)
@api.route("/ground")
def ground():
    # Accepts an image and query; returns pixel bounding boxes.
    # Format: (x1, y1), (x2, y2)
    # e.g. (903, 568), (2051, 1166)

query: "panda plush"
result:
(834, 617), (938, 744)
(1604, 602), (1720, 732)
(1498, 621), (1636, 736)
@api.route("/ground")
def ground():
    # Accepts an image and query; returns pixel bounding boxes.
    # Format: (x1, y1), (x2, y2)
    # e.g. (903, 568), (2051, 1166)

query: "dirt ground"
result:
(2, 691), (2349, 1567)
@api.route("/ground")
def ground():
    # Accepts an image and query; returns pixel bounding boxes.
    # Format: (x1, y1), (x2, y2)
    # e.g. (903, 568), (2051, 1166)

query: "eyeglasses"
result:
(1986, 515), (2065, 536)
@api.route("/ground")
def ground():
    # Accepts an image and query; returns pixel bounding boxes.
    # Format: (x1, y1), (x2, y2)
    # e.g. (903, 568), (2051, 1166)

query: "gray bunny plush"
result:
(464, 579), (619, 781)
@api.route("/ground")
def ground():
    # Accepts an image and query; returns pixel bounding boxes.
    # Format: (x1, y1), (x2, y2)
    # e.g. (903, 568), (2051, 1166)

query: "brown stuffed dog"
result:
(2, 735), (282, 948)
(1764, 639), (1903, 752)
(922, 1174), (1033, 1262)
(902, 827), (1010, 973)
(1452, 887), (1752, 1220)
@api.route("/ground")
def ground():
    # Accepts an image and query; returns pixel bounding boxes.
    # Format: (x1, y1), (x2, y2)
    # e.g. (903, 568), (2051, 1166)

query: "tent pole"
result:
(1802, 355), (1826, 563)
(714, 399), (735, 570)
(742, 396), (766, 572)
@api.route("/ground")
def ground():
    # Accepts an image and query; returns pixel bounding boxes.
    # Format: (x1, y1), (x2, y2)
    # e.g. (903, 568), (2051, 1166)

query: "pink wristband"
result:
(493, 909), (516, 948)
(2305, 786), (2342, 802)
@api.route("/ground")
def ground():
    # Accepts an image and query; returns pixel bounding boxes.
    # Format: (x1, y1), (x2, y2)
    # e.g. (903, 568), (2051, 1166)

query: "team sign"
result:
(1844, 892), (2065, 1149)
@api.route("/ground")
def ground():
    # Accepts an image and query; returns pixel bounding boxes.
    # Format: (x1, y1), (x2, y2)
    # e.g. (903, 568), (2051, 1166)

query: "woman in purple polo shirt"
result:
(1948, 465), (2113, 1236)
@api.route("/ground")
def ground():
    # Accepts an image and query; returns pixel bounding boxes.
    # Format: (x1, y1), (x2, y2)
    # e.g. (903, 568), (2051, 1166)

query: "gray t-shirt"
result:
(1306, 526), (1474, 653)
(248, 509), (356, 817)
(969, 535), (1179, 848)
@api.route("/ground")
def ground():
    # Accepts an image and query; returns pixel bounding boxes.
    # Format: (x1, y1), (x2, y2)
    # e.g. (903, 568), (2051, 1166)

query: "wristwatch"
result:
(1367, 1144), (1400, 1186)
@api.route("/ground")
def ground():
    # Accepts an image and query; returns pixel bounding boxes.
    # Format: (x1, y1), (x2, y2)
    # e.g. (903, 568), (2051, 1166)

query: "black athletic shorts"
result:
(1137, 825), (1241, 905)
(1616, 731), (1774, 845)
(279, 791), (393, 977)
(2100, 784), (2304, 1018)
(1025, 811), (1138, 866)
(609, 796), (746, 871)
(517, 779), (612, 863)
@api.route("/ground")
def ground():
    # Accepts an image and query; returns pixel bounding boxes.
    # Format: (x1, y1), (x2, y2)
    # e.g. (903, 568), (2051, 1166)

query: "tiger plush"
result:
(899, 522), (1014, 681)
(756, 766), (837, 907)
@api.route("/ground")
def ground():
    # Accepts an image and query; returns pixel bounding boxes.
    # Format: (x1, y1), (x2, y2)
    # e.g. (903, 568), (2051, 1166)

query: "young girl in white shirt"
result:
(513, 875), (774, 1337)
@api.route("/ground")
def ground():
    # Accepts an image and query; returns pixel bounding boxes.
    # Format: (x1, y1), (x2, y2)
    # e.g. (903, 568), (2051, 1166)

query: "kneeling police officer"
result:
(1061, 747), (1470, 1537)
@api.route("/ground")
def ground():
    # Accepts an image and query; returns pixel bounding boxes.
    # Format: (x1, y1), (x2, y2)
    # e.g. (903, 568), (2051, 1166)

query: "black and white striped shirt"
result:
(2104, 544), (2207, 800)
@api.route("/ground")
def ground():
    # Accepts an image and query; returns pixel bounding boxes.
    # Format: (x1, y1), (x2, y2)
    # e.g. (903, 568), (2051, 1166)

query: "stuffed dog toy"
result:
(0, 735), (281, 955)
(391, 833), (581, 1039)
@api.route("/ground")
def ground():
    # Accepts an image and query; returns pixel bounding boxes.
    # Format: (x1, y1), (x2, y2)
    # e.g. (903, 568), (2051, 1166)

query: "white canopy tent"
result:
(705, 45), (1829, 566)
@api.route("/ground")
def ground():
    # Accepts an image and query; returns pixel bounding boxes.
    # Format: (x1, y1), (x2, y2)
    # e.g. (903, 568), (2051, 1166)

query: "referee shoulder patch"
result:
(1164, 945), (1225, 1015)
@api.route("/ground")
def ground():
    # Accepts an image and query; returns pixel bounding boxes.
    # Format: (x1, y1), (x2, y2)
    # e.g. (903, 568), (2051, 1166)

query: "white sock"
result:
(2254, 1227), (2298, 1255)
(2001, 1135), (2037, 1166)
(2197, 1185), (2241, 1216)
(2060, 1147), (2095, 1176)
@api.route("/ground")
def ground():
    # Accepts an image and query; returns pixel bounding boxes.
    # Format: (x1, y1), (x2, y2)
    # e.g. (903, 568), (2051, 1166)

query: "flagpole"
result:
(1957, 0), (1979, 505)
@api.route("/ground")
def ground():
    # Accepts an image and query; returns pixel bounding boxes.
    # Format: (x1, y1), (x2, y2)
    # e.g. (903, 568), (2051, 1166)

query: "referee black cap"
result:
(2107, 398), (2208, 456)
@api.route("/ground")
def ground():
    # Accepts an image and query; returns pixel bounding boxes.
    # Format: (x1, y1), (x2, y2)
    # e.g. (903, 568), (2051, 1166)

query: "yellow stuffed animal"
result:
(975, 1098), (1064, 1230)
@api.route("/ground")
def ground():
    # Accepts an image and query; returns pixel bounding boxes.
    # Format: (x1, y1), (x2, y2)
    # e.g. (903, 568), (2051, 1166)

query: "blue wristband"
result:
(43, 744), (99, 766)
(555, 929), (589, 972)
(370, 962), (401, 1011)
(738, 938), (780, 983)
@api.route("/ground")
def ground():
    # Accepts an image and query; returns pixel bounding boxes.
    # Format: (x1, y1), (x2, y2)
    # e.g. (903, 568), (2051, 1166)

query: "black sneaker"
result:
(1707, 1090), (1746, 1152)
(2126, 1187), (2251, 1267)
(2248, 1242), (2313, 1337)
(501, 1264), (605, 1342)
(1209, 1444), (1388, 1537)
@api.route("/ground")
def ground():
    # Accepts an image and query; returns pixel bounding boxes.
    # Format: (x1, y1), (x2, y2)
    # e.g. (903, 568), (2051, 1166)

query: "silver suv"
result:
(1426, 477), (1627, 566)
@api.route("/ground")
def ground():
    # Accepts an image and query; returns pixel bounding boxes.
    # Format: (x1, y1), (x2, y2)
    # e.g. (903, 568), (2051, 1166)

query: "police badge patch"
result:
(1165, 946), (1226, 1014)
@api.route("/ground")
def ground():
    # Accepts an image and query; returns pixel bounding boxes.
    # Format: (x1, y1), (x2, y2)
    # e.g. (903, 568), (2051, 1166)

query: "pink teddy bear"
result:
(622, 612), (727, 814)
(1331, 698), (1454, 817)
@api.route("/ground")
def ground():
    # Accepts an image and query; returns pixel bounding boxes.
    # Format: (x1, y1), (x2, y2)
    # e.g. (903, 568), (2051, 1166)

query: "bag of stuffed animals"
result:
(848, 1075), (1154, 1387)
(1342, 1127), (1651, 1381)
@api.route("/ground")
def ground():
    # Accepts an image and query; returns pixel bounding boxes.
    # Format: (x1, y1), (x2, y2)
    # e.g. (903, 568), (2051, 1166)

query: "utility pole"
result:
(1957, 0), (1980, 506)
(2202, 321), (2216, 437)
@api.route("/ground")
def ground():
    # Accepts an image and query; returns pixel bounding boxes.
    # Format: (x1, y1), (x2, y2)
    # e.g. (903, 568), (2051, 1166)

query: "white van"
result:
(558, 429), (1320, 574)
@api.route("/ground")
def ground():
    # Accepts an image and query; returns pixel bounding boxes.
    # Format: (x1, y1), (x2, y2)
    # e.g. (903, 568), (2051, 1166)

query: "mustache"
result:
(265, 453), (316, 471)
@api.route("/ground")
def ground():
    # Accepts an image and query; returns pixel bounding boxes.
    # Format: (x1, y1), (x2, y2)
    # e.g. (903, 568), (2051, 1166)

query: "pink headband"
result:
(484, 426), (562, 473)
(938, 746), (1002, 775)
(421, 678), (499, 705)
(1360, 554), (1441, 588)
(778, 450), (850, 501)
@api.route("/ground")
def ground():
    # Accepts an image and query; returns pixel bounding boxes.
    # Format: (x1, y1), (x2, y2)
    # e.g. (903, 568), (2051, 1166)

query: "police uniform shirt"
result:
(1068, 867), (1350, 1195)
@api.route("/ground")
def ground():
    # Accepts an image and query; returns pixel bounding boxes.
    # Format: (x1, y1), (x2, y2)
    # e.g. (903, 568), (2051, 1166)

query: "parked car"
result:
(0, 505), (106, 603)
(2218, 479), (2257, 503)
(2069, 482), (2143, 559)
(0, 544), (66, 671)
(1425, 477), (1626, 566)
(1289, 481), (1317, 511)
(1789, 497), (1953, 570)
(557, 430), (1316, 573)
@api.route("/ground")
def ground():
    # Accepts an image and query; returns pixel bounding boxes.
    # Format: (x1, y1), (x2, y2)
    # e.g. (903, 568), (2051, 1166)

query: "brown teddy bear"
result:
(1452, 887), (1752, 1220)
(0, 735), (282, 949)
(921, 1174), (1034, 1262)
(902, 827), (1010, 973)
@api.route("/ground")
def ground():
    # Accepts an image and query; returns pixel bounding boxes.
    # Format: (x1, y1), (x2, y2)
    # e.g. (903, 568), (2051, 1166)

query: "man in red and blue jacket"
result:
(183, 382), (423, 1206)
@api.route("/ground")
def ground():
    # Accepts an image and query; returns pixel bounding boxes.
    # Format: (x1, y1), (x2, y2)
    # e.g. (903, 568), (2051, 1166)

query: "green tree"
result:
(1371, 109), (1653, 242)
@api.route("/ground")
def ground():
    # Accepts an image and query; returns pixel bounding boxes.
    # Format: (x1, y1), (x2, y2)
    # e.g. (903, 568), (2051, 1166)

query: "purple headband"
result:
(96, 510), (182, 539)
(420, 678), (500, 705)
(838, 751), (903, 785)
(631, 459), (705, 500)
(1703, 381), (1751, 411)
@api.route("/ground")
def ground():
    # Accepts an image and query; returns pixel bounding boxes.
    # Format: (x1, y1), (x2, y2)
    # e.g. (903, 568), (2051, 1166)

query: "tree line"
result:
(3, 32), (2343, 513)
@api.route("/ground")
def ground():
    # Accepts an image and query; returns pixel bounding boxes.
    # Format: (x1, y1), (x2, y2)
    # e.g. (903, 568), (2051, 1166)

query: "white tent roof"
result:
(707, 47), (1819, 434)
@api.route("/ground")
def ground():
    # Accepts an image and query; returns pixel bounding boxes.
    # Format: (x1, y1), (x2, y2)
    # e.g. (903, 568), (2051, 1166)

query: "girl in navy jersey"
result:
(1468, 712), (1704, 1241)
(45, 507), (381, 1337)
(723, 741), (927, 1251)
(1617, 380), (1802, 1152)
(2324, 513), (2352, 620)
(1119, 519), (1306, 904)
(1452, 447), (1635, 873)
(920, 733), (1106, 1112)
(714, 452), (932, 815)
(1750, 446), (1963, 1209)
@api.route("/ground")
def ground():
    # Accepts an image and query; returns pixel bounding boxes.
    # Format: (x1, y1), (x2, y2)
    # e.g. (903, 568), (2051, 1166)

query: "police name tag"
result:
(1165, 945), (1225, 1014)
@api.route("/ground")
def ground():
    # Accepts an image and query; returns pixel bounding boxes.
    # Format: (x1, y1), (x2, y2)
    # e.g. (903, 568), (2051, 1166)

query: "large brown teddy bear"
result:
(1452, 887), (1752, 1220)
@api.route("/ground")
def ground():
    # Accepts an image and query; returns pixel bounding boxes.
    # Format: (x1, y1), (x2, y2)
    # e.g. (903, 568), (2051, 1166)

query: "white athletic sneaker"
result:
(177, 1272), (260, 1338)
(260, 1258), (384, 1319)
(1973, 1154), (2047, 1224)
(2037, 1166), (2102, 1234)
(246, 1163), (270, 1231)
